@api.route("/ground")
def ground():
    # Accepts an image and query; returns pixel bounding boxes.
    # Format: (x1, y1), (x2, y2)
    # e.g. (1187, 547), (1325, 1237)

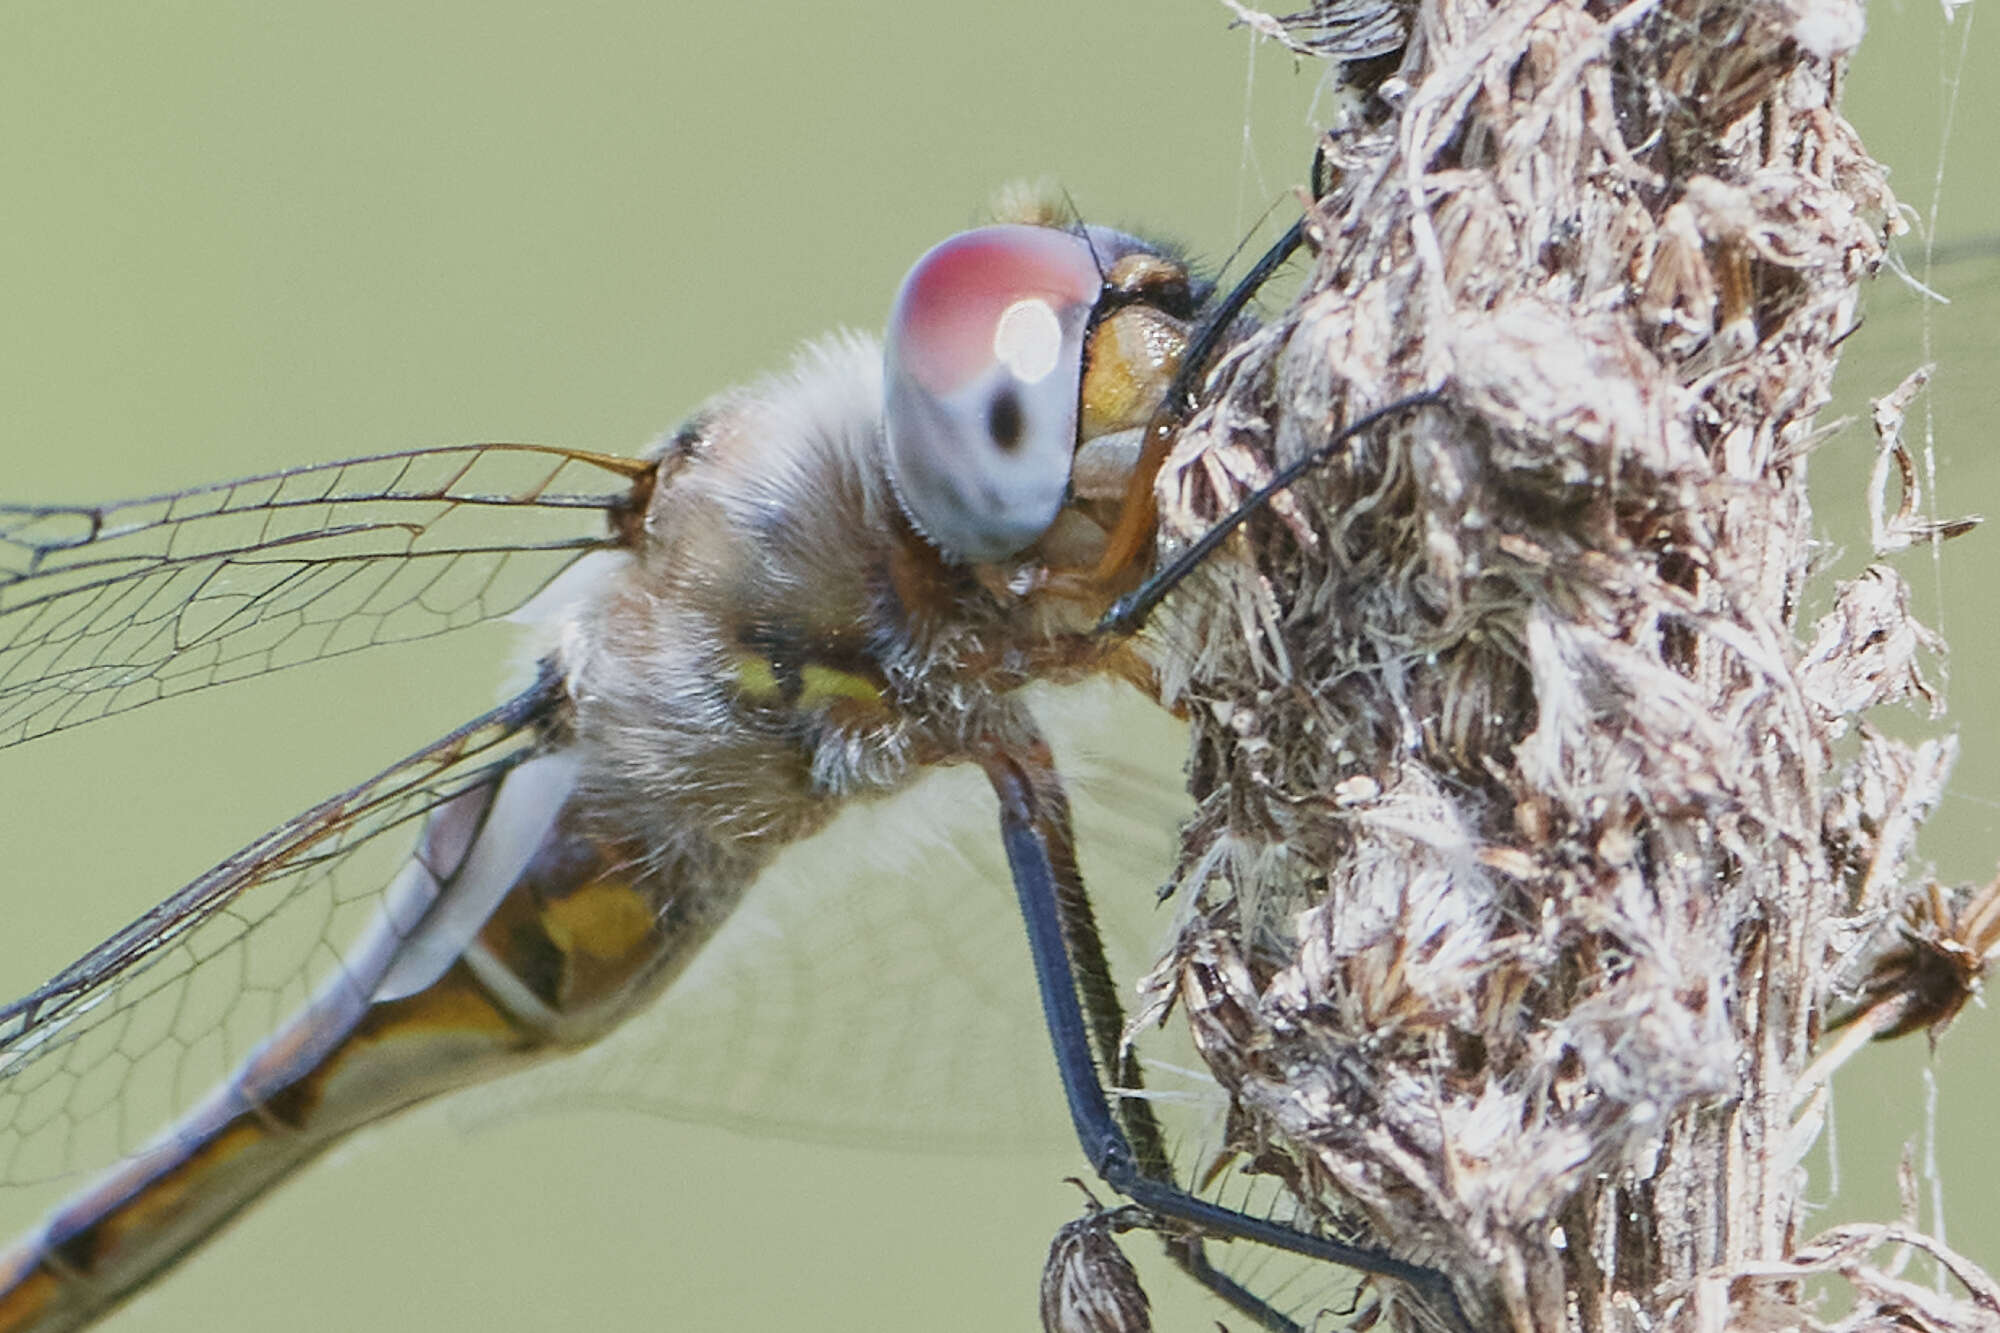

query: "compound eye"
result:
(883, 225), (1103, 562)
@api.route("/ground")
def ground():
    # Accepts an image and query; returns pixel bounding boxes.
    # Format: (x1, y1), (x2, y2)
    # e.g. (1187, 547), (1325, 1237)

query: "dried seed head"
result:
(1039, 1205), (1151, 1333)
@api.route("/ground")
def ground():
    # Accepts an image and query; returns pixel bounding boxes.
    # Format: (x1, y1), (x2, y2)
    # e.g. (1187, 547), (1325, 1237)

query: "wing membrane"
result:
(0, 445), (644, 748)
(0, 673), (557, 1196)
(482, 681), (1196, 1154)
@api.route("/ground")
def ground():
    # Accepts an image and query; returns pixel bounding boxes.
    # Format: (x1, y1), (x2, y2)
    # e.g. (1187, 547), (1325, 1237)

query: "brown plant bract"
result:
(1136, 0), (1996, 1329)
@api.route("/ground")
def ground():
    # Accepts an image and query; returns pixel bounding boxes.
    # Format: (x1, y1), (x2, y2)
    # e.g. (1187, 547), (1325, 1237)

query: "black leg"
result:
(982, 752), (1466, 1332)
(1099, 392), (1450, 636)
(980, 748), (1285, 1325)
(1167, 1236), (1313, 1333)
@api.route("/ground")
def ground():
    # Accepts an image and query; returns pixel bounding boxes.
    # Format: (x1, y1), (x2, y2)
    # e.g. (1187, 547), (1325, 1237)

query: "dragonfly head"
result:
(883, 223), (1197, 573)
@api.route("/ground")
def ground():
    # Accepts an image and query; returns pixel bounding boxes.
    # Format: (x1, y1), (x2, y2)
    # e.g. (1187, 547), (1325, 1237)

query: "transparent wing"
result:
(0, 444), (644, 749)
(498, 686), (1198, 1155)
(0, 445), (1233, 1295)
(0, 676), (1191, 1231)
(504, 683), (1362, 1327)
(0, 676), (554, 1201)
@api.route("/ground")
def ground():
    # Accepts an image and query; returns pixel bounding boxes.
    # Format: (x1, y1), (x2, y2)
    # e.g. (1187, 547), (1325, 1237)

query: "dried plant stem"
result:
(1142, 0), (1995, 1328)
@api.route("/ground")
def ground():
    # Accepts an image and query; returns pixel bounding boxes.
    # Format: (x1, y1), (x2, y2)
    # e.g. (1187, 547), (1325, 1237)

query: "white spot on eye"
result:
(991, 298), (1062, 384)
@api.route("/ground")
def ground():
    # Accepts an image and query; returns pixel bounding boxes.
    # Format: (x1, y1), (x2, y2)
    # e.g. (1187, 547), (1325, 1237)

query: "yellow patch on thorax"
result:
(798, 663), (884, 708)
(540, 879), (658, 962)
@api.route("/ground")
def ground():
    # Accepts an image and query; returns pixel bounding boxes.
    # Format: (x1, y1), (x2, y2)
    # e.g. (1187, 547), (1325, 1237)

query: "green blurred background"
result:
(0, 2), (1994, 1329)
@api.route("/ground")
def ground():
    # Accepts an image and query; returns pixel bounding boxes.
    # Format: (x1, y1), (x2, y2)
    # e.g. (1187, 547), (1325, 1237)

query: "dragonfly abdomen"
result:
(0, 744), (751, 1333)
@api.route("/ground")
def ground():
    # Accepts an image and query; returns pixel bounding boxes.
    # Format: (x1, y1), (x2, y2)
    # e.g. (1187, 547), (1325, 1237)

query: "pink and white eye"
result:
(883, 225), (1104, 563)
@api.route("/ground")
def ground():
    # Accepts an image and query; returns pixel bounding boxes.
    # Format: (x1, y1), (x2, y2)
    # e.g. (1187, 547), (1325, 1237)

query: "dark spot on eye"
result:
(987, 388), (1024, 451)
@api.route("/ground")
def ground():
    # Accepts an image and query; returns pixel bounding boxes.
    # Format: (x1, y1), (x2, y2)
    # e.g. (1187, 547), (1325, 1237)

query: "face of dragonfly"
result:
(0, 213), (1238, 1332)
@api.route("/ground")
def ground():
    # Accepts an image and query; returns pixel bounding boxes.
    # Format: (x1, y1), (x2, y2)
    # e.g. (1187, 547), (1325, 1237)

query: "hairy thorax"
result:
(545, 336), (1122, 894)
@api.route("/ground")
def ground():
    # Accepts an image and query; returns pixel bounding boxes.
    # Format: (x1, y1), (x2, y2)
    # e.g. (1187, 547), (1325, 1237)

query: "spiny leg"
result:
(1100, 392), (1451, 636)
(1087, 141), (1331, 591)
(982, 749), (1465, 1332)
(980, 745), (1311, 1332)
(1087, 201), (1313, 589)
(1025, 159), (1461, 1326)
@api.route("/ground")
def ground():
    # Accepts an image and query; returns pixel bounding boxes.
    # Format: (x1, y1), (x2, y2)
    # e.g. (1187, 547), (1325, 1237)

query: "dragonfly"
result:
(0, 196), (1459, 1332)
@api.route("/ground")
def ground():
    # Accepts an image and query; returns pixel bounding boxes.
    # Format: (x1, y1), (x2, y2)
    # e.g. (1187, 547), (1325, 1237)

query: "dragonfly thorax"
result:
(549, 337), (1128, 888)
(544, 224), (1199, 886)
